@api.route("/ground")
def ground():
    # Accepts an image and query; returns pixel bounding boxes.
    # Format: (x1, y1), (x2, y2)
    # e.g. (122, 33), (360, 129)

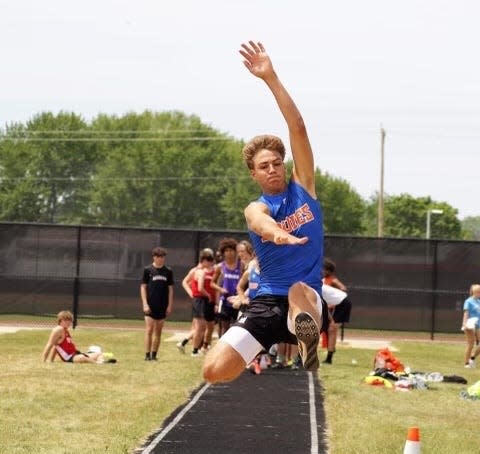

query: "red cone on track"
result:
(403, 427), (421, 454)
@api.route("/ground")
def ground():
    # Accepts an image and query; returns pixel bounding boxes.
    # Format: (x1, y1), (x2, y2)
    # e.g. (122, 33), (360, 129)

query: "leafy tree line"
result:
(0, 110), (475, 240)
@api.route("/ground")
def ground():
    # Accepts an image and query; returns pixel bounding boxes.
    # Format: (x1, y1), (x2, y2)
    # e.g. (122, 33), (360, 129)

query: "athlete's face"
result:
(152, 254), (166, 267)
(60, 318), (72, 328)
(222, 247), (237, 263)
(237, 244), (252, 264)
(250, 149), (286, 195)
(201, 257), (214, 269)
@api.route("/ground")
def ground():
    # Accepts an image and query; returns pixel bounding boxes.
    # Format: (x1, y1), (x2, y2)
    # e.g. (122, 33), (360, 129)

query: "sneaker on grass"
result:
(99, 352), (117, 364)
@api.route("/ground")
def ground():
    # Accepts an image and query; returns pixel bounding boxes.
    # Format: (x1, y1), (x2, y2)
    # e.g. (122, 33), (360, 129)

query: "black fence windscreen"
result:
(0, 222), (478, 335)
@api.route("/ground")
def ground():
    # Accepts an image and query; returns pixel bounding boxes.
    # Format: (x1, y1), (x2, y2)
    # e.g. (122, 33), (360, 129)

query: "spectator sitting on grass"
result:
(42, 310), (116, 364)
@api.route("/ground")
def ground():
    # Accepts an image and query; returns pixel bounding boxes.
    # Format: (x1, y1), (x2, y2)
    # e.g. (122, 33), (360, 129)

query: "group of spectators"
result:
(178, 238), (256, 358)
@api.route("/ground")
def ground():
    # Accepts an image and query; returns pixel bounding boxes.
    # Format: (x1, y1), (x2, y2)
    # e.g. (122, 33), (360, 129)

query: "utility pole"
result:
(377, 126), (386, 237)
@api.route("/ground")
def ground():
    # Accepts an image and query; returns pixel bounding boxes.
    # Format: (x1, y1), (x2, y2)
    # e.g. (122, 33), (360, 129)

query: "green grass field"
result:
(0, 323), (478, 453)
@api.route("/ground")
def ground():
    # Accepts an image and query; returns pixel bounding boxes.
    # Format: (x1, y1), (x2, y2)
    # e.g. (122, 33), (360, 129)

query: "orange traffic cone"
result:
(403, 427), (421, 454)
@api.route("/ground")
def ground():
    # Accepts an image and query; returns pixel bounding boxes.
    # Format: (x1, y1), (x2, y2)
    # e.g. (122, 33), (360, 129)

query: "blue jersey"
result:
(464, 297), (480, 321)
(248, 180), (323, 296)
(247, 264), (261, 300)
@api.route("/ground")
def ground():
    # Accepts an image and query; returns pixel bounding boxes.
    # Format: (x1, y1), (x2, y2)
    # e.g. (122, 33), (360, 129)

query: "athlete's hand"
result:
(239, 41), (274, 80)
(227, 295), (246, 310)
(272, 231), (309, 246)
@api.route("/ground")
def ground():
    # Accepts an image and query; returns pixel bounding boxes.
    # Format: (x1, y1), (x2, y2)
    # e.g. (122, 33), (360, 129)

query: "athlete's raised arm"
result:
(239, 41), (315, 198)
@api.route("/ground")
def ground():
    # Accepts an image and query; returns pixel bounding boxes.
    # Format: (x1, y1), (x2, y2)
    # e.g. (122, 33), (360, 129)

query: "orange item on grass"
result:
(373, 348), (405, 373)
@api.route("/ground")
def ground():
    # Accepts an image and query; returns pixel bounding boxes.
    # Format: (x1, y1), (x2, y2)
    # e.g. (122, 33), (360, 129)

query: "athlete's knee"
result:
(202, 342), (246, 384)
(202, 358), (229, 384)
(202, 348), (225, 383)
(288, 281), (307, 297)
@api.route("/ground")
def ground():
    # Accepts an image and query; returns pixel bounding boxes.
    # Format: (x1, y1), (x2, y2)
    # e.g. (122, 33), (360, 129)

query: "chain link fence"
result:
(1, 222), (478, 335)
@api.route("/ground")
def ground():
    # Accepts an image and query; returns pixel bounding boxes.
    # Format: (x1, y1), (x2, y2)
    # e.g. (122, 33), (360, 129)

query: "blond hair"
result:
(242, 134), (285, 170)
(470, 284), (480, 296)
(56, 310), (73, 324)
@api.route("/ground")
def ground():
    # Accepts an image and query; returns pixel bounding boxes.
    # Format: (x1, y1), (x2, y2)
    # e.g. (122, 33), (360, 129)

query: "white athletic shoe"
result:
(176, 342), (185, 354)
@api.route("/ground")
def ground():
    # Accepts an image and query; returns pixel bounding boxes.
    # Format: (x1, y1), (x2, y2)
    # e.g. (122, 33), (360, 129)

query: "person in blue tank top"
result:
(211, 237), (244, 337)
(203, 40), (327, 384)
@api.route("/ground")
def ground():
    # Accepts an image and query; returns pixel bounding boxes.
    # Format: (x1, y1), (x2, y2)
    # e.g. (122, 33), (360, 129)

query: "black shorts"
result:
(232, 295), (297, 351)
(218, 301), (238, 322)
(233, 294), (329, 351)
(192, 297), (208, 319)
(332, 297), (352, 323)
(146, 304), (167, 320)
(66, 351), (88, 362)
(203, 301), (216, 322)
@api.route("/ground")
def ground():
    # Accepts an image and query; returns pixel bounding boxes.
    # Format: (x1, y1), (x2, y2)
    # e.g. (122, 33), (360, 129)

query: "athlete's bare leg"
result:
(287, 282), (322, 371)
(288, 282), (322, 328)
(203, 341), (247, 383)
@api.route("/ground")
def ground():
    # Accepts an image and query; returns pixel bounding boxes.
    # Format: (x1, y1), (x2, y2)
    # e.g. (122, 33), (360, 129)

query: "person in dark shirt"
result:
(141, 246), (174, 361)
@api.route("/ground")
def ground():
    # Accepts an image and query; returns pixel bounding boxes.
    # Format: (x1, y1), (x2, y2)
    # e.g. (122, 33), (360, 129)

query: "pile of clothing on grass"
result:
(460, 380), (480, 401)
(363, 348), (467, 392)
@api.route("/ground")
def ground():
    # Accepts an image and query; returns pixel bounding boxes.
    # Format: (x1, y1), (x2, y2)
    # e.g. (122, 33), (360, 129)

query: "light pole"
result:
(377, 126), (386, 237)
(426, 209), (444, 239)
(425, 208), (443, 341)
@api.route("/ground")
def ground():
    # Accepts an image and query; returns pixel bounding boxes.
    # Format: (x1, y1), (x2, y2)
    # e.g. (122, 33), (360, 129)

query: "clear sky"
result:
(2, 0), (479, 219)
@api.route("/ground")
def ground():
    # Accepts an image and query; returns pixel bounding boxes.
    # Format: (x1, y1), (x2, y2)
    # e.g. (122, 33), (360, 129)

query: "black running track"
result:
(137, 368), (328, 454)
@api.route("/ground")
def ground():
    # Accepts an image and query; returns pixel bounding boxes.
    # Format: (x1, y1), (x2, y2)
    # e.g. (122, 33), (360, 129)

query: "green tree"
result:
(0, 110), (467, 237)
(0, 112), (96, 223)
(315, 170), (365, 235)
(461, 216), (480, 240)
(87, 111), (244, 228)
(364, 193), (462, 239)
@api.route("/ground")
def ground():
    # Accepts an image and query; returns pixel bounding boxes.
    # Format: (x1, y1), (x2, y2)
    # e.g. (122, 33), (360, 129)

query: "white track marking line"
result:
(308, 372), (319, 454)
(141, 383), (211, 454)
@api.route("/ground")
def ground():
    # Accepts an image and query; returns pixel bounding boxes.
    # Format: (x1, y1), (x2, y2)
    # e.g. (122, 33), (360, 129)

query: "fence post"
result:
(430, 240), (439, 340)
(72, 225), (81, 329)
(194, 230), (201, 260)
